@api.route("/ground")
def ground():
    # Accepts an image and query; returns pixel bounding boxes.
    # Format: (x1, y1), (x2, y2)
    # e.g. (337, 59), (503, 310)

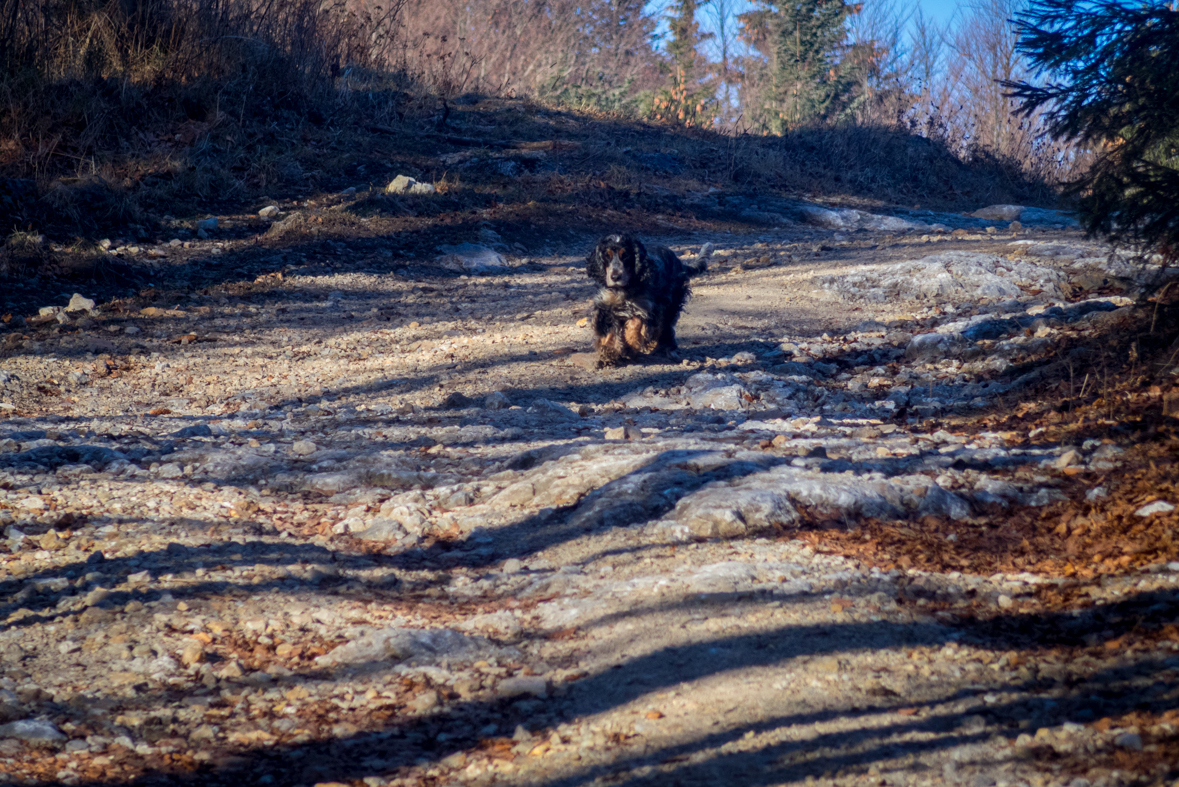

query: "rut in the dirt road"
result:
(1, 208), (1178, 787)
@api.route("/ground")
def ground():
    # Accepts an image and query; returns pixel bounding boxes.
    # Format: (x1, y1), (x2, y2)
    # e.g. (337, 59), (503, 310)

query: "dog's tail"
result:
(684, 242), (713, 278)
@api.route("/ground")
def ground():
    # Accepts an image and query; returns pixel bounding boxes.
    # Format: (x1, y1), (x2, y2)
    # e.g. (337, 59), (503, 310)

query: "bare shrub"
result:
(392, 0), (662, 109)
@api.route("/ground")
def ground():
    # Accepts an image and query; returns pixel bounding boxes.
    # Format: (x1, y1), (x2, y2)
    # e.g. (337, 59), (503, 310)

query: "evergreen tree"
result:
(739, 0), (853, 133)
(652, 0), (718, 126)
(1005, 0), (1179, 259)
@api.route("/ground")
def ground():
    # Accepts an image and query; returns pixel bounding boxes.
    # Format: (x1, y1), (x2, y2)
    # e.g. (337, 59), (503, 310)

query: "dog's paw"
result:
(652, 344), (680, 361)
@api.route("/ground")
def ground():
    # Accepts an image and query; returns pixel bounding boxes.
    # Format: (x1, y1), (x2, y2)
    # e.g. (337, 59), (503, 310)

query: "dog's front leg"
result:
(592, 306), (623, 365)
(624, 317), (660, 355)
(595, 331), (627, 366)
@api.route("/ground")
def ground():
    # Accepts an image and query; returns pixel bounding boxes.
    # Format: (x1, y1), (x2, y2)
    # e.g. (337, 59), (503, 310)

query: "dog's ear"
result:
(632, 237), (664, 288)
(630, 237), (648, 269)
(585, 240), (607, 284)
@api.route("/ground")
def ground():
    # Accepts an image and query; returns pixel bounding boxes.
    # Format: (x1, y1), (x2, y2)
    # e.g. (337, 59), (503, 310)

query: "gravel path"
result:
(2, 204), (1178, 787)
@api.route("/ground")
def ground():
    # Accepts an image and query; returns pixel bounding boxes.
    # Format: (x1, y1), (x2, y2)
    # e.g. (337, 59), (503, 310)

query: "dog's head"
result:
(588, 234), (644, 289)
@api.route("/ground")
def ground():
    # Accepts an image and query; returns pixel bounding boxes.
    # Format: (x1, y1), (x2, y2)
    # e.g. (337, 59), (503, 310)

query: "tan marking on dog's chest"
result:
(597, 289), (627, 307)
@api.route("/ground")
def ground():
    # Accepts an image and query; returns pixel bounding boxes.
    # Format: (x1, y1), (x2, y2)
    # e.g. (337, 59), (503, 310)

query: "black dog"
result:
(585, 234), (708, 366)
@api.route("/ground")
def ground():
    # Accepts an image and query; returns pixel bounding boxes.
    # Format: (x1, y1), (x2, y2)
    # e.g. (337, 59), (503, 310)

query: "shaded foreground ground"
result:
(1, 192), (1178, 787)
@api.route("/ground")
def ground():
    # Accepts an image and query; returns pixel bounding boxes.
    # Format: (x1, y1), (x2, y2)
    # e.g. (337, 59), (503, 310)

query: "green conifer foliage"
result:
(1005, 0), (1179, 259)
(740, 0), (853, 133)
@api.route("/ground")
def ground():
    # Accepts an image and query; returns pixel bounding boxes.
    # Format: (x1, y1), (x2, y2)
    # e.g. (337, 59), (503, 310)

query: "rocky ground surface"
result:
(1, 199), (1179, 787)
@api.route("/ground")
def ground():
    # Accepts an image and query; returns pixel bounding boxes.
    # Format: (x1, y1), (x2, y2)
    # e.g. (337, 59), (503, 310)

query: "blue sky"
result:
(919, 0), (960, 26)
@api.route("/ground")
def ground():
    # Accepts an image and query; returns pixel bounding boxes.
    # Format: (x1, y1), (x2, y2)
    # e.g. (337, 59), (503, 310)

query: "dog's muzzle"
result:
(606, 258), (629, 287)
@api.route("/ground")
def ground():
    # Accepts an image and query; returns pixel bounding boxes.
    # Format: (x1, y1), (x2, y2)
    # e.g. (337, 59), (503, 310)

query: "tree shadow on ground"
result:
(23, 583), (1176, 787)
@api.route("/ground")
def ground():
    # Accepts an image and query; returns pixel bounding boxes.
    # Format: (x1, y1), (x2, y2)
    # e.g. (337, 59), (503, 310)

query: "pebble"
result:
(66, 293), (96, 313)
(0, 719), (66, 743)
(1135, 500), (1175, 517)
(484, 391), (511, 410)
(604, 425), (642, 441)
(386, 175), (436, 195)
(180, 641), (205, 666)
(409, 690), (440, 712)
(497, 676), (548, 699)
(291, 440), (318, 456)
(1114, 732), (1143, 750)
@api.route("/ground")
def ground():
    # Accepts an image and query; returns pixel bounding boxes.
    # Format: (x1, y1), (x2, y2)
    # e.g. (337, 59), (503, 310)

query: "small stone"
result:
(291, 440), (318, 456)
(156, 462), (183, 479)
(1114, 732), (1143, 750)
(0, 719), (66, 743)
(1054, 449), (1081, 469)
(196, 217), (218, 231)
(442, 391), (475, 409)
(484, 391), (511, 410)
(180, 641), (205, 666)
(529, 398), (576, 418)
(569, 352), (601, 370)
(971, 204), (1024, 221)
(38, 531), (63, 550)
(219, 660), (245, 679)
(958, 715), (986, 734)
(604, 426), (642, 441)
(79, 606), (112, 625)
(126, 570), (151, 584)
(258, 205), (280, 218)
(1085, 486), (1107, 502)
(409, 689), (439, 711)
(997, 594), (1014, 609)
(66, 294), (96, 313)
(352, 517), (407, 542)
(497, 676), (548, 699)
(1135, 500), (1175, 517)
(386, 175), (435, 195)
(172, 424), (212, 438)
(813, 657), (841, 673)
(191, 725), (217, 741)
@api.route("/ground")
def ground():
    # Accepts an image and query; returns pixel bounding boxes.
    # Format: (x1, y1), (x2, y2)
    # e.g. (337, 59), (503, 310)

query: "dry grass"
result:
(0, 0), (404, 231)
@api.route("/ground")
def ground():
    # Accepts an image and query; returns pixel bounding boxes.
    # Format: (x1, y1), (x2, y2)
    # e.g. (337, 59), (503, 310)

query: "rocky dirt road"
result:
(1, 200), (1178, 787)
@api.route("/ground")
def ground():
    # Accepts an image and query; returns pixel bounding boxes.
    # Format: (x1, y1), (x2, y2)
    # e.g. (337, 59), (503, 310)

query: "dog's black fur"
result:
(585, 233), (707, 365)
